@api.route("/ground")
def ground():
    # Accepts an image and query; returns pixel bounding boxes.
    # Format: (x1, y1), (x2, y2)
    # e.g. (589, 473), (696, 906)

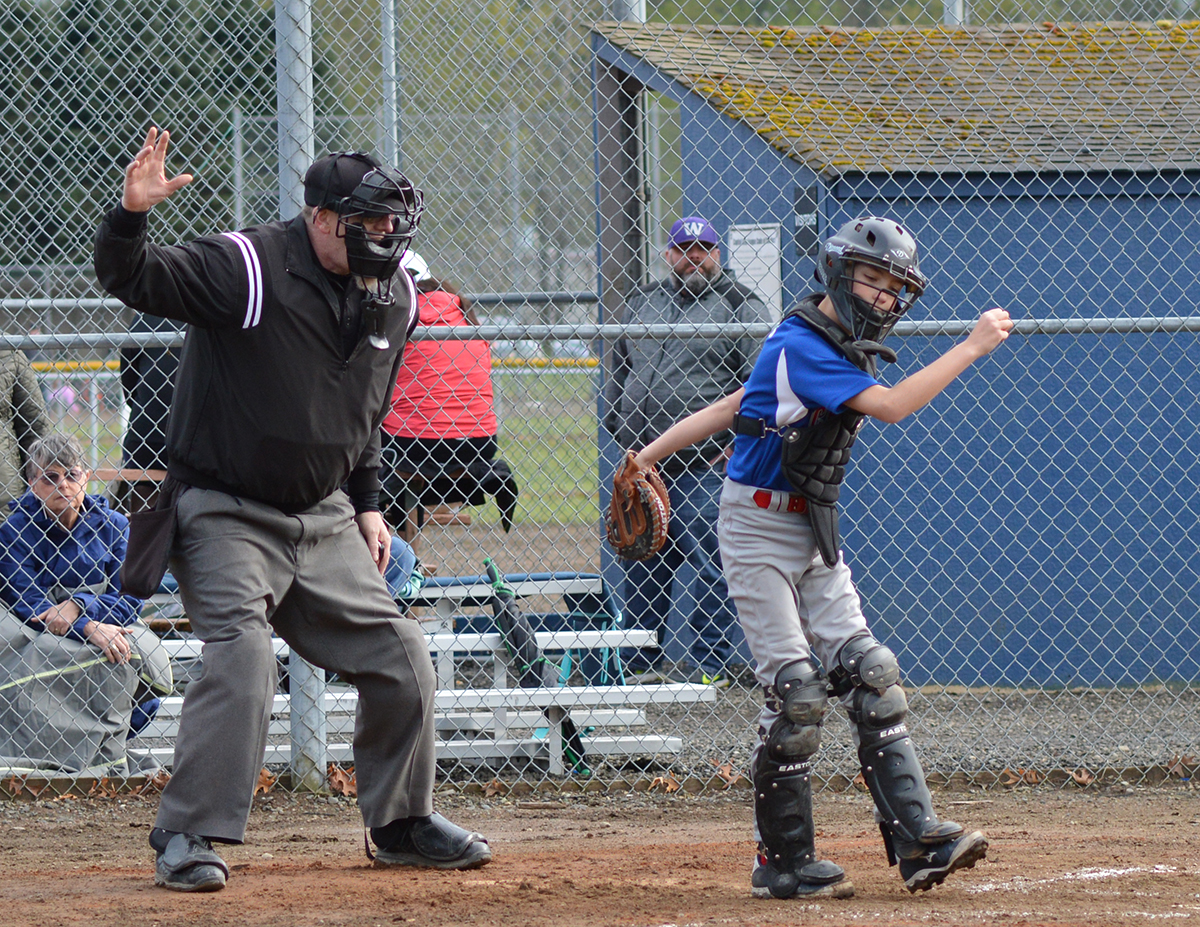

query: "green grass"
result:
(39, 367), (608, 527)
(489, 369), (601, 527)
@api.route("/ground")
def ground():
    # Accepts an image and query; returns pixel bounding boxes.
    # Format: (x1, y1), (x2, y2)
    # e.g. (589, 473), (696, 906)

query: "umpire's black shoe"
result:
(371, 812), (492, 870)
(150, 829), (229, 892)
(899, 830), (988, 892)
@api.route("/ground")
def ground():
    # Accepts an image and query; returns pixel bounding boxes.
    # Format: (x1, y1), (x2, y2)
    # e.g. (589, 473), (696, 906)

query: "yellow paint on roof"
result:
(593, 20), (1200, 173)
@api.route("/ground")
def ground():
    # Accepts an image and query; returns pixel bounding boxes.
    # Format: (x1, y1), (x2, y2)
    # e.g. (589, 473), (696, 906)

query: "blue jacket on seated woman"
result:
(0, 492), (143, 637)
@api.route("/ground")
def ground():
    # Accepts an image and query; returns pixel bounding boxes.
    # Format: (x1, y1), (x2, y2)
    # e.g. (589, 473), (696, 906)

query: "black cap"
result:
(303, 151), (383, 210)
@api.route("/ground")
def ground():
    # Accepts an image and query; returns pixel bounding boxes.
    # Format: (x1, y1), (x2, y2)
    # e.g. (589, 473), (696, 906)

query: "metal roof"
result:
(592, 20), (1200, 173)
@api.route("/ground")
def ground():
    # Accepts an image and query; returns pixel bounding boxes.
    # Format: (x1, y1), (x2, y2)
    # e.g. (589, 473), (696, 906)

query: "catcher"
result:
(613, 216), (1011, 898)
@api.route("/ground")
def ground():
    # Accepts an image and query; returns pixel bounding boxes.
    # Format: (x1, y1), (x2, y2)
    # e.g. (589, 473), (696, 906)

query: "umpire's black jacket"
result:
(94, 206), (418, 513)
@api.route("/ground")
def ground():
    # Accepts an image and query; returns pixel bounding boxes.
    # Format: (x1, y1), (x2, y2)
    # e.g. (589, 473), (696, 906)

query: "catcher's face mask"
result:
(817, 216), (927, 345)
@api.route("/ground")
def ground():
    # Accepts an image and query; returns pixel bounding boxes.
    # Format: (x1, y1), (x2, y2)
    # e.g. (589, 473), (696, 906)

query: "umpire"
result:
(94, 128), (491, 892)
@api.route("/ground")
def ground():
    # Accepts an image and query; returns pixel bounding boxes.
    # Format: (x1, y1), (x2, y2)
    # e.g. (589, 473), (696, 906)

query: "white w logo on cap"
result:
(684, 221), (705, 238)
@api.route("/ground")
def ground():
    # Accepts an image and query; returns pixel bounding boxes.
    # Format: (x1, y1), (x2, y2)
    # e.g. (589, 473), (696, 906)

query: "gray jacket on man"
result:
(604, 273), (770, 473)
(0, 351), (48, 519)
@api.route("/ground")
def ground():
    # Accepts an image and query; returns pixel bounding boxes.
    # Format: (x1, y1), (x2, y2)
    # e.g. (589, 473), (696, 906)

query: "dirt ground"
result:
(3, 785), (1200, 927)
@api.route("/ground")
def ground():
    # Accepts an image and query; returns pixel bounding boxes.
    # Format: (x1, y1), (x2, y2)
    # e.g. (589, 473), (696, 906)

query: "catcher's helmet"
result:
(816, 216), (927, 345)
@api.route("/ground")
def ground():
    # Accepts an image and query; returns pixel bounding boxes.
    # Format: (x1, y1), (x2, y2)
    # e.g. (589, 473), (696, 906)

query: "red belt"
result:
(753, 489), (807, 514)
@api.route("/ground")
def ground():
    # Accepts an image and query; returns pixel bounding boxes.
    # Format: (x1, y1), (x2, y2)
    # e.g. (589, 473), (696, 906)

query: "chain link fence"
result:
(1, 0), (1199, 795)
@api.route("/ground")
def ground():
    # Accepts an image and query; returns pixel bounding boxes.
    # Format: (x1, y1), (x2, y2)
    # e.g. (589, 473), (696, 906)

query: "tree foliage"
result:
(0, 0), (276, 273)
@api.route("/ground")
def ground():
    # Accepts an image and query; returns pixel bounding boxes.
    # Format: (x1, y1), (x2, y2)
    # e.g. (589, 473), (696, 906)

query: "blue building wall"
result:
(681, 100), (1200, 686)
(680, 99), (821, 308)
(837, 174), (1200, 687)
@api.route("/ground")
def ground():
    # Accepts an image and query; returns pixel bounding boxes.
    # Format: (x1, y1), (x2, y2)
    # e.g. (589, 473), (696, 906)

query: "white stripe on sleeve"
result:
(220, 232), (263, 328)
(774, 349), (808, 427)
(402, 269), (420, 337)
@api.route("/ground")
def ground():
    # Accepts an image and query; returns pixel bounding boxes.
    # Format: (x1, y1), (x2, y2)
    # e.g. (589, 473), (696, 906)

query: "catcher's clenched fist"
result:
(606, 451), (670, 561)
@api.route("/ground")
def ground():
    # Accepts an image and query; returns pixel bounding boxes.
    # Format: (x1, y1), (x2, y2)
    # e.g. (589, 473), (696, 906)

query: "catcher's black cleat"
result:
(899, 830), (988, 892)
(371, 812), (492, 870)
(150, 829), (229, 892)
(751, 852), (855, 900)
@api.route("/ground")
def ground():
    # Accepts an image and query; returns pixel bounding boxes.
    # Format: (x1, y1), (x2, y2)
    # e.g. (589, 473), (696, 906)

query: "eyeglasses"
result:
(35, 467), (87, 488)
(347, 213), (399, 235)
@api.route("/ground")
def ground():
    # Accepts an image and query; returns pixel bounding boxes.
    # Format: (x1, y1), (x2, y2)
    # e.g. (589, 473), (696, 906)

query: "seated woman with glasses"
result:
(0, 433), (169, 774)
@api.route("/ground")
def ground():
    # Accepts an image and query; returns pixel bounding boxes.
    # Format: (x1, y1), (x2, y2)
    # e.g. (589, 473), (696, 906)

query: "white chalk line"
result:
(969, 864), (1185, 894)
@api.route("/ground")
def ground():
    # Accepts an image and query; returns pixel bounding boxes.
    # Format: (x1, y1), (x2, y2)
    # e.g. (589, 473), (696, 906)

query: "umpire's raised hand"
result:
(122, 127), (193, 212)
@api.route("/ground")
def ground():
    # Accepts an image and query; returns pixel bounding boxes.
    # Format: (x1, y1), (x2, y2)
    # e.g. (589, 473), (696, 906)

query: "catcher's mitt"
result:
(606, 451), (670, 561)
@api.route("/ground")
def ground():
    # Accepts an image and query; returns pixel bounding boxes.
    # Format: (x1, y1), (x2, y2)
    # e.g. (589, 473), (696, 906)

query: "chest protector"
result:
(777, 297), (895, 568)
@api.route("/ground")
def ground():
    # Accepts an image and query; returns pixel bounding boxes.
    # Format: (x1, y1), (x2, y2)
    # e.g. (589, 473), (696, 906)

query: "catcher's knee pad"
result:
(766, 658), (828, 764)
(750, 660), (845, 899)
(851, 681), (909, 730)
(832, 633), (907, 732)
(828, 635), (960, 862)
(830, 633), (901, 696)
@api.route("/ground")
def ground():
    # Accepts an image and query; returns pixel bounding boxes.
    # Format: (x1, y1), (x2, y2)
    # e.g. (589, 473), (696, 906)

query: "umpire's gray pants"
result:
(156, 488), (436, 842)
(718, 479), (870, 737)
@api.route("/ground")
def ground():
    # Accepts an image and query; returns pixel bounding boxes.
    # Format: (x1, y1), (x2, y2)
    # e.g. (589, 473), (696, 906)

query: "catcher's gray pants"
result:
(156, 488), (436, 842)
(718, 479), (870, 738)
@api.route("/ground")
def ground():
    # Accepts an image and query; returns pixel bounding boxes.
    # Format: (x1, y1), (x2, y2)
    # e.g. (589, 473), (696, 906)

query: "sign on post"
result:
(726, 223), (783, 322)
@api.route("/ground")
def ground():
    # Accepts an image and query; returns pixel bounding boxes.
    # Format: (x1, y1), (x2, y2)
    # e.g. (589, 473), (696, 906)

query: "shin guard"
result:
(753, 754), (846, 897)
(857, 722), (962, 863)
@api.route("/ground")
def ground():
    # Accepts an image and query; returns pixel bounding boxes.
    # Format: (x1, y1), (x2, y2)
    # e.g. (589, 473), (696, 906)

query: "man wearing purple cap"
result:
(94, 128), (491, 892)
(604, 215), (770, 686)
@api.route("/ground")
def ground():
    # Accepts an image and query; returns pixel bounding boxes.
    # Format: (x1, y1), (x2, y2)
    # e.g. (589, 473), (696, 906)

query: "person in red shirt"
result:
(380, 253), (515, 546)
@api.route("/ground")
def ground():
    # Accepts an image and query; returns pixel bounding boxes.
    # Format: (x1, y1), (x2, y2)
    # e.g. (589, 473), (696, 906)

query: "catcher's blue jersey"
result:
(726, 314), (878, 493)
